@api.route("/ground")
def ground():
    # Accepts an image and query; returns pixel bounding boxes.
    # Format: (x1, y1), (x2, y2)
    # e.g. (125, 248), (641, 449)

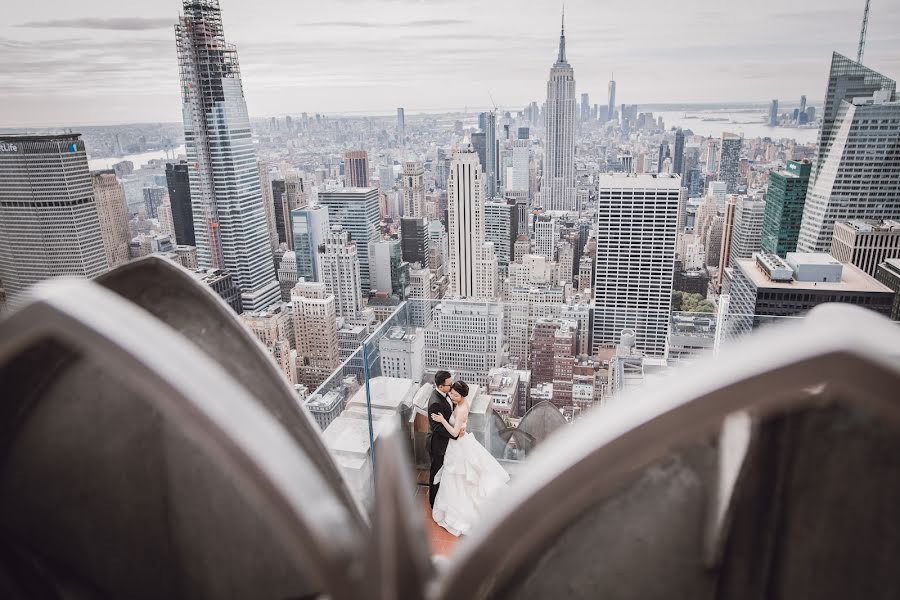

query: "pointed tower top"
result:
(556, 5), (567, 65)
(460, 133), (474, 154)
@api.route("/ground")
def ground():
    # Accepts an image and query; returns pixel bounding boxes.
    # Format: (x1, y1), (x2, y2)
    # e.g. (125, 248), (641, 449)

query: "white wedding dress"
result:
(431, 409), (510, 537)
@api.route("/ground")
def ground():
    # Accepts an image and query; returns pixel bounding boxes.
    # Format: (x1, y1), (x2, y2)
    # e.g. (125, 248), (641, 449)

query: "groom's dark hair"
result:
(434, 370), (452, 387)
(452, 381), (469, 397)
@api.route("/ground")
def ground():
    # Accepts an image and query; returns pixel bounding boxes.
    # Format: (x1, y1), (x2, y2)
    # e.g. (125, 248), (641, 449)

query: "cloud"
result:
(303, 18), (471, 28)
(18, 17), (173, 31)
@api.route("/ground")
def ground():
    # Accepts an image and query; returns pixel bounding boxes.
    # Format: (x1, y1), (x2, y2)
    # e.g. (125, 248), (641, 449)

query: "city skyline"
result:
(2, 0), (899, 127)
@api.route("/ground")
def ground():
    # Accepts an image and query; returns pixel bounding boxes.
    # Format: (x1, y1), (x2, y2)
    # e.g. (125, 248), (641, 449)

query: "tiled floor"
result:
(416, 486), (459, 557)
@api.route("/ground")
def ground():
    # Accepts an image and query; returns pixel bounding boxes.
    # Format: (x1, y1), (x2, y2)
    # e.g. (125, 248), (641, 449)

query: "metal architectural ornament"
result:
(1, 257), (900, 599)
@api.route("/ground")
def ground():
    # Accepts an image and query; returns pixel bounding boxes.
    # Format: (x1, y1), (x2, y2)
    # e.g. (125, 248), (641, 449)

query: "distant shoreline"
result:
(0, 101), (817, 130)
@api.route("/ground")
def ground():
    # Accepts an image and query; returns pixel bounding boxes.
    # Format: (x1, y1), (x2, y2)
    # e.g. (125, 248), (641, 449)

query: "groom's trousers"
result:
(429, 450), (444, 506)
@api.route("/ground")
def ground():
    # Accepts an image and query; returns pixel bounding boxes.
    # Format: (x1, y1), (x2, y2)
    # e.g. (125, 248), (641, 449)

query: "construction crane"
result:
(857, 0), (871, 64)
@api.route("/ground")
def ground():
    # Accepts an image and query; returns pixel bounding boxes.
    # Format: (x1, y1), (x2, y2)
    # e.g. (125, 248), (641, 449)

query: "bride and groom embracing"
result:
(427, 371), (510, 537)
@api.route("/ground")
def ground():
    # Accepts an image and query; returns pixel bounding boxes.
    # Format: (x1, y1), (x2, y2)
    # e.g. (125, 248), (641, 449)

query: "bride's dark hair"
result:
(452, 380), (469, 398)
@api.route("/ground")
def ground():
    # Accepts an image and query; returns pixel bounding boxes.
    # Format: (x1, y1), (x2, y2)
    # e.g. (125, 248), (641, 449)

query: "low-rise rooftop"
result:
(737, 258), (892, 293)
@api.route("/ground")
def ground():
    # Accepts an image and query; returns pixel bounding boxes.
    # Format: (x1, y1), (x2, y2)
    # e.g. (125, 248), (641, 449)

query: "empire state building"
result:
(543, 11), (577, 212)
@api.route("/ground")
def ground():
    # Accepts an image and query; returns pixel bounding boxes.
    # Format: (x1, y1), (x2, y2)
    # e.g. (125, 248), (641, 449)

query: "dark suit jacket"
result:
(427, 388), (457, 456)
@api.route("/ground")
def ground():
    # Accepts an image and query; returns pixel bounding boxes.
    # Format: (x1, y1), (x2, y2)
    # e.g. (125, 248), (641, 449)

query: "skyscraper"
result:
(731, 197), (767, 261)
(291, 280), (340, 390)
(593, 174), (679, 357)
(580, 93), (591, 122)
(727, 196), (767, 281)
(397, 107), (406, 145)
(284, 174), (308, 219)
(607, 76), (616, 124)
(402, 160), (425, 217)
(318, 226), (363, 317)
(158, 201), (176, 239)
(543, 11), (577, 212)
(291, 205), (329, 281)
(369, 238), (408, 298)
(657, 142), (670, 174)
(509, 139), (531, 196)
(705, 216), (725, 268)
(769, 99), (779, 126)
(344, 150), (370, 188)
(176, 0), (280, 311)
(672, 129), (685, 176)
(257, 160), (279, 251)
(814, 52), (895, 176)
(706, 139), (719, 175)
(271, 179), (288, 245)
(276, 250), (298, 302)
(470, 132), (486, 174)
(484, 199), (518, 275)
(91, 170), (131, 270)
(718, 132), (742, 193)
(717, 196), (738, 290)
(317, 187), (381, 293)
(800, 94), (807, 114)
(484, 111), (499, 199)
(165, 161), (195, 247)
(761, 160), (812, 257)
(142, 185), (167, 219)
(797, 54), (899, 253)
(532, 214), (560, 261)
(0, 134), (108, 307)
(400, 216), (430, 266)
(447, 141), (497, 299)
(407, 263), (433, 327)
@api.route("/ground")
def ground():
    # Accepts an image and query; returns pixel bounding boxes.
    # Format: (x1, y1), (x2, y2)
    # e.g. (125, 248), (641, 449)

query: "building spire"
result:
(557, 5), (567, 64)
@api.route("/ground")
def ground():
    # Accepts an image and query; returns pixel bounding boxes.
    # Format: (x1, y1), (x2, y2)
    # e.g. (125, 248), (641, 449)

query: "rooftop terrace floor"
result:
(416, 486), (459, 557)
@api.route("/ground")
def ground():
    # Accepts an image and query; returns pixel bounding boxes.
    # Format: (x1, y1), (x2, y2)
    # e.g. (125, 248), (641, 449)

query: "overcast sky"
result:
(1, 0), (899, 127)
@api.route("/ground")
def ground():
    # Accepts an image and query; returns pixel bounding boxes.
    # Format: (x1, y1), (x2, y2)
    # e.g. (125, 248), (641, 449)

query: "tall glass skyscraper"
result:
(672, 129), (685, 175)
(607, 77), (616, 124)
(761, 160), (812, 257)
(814, 53), (896, 177)
(483, 111), (498, 199)
(797, 53), (899, 253)
(543, 12), (577, 212)
(317, 188), (381, 294)
(165, 161), (195, 246)
(176, 0), (279, 312)
(718, 133), (742, 193)
(291, 205), (330, 282)
(343, 150), (369, 188)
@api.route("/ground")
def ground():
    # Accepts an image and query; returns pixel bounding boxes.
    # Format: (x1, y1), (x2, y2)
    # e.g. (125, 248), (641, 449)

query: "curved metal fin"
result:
(95, 256), (368, 529)
(0, 278), (365, 600)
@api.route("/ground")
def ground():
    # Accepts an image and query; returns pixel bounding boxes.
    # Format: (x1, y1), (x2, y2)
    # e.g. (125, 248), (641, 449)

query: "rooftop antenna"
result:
(857, 0), (870, 64)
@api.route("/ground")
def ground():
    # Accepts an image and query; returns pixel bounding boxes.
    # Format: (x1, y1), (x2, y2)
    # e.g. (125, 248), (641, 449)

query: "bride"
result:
(430, 380), (510, 536)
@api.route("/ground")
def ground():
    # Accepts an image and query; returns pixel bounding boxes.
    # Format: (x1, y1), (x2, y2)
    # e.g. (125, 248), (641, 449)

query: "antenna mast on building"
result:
(857, 0), (871, 64)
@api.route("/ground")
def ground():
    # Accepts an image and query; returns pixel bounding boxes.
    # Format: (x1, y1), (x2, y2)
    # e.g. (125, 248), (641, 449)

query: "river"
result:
(88, 145), (186, 171)
(654, 111), (819, 145)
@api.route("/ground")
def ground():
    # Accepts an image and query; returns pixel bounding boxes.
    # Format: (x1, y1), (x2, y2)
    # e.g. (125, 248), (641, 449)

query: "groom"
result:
(427, 370), (457, 507)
